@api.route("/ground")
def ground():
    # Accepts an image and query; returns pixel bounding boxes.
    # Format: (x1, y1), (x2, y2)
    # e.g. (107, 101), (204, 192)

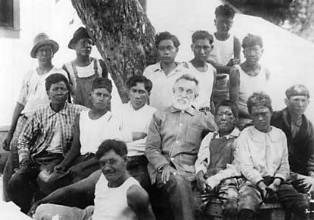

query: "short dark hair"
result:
(126, 75), (153, 93)
(155, 31), (180, 48)
(192, 30), (214, 44)
(215, 100), (238, 118)
(92, 77), (112, 93)
(247, 92), (272, 114)
(242, 34), (263, 49)
(95, 139), (128, 159)
(215, 5), (235, 19)
(45, 73), (70, 92)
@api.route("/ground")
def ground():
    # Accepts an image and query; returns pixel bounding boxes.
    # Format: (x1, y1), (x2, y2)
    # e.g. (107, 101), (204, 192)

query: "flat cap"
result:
(285, 84), (310, 99)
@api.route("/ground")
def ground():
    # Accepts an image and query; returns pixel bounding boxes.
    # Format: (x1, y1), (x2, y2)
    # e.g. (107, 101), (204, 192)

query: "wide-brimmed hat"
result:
(68, 27), (93, 49)
(30, 33), (59, 58)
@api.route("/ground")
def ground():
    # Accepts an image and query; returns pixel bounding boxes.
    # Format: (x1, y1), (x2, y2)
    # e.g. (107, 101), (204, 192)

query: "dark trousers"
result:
(7, 153), (63, 213)
(155, 172), (195, 220)
(127, 155), (151, 191)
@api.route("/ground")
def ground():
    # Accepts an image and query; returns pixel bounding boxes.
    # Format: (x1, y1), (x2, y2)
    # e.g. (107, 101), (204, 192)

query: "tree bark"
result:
(71, 0), (157, 102)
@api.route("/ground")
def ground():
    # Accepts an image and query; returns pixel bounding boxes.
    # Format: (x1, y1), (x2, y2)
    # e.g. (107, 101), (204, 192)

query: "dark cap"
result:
(68, 27), (93, 49)
(285, 84), (310, 99)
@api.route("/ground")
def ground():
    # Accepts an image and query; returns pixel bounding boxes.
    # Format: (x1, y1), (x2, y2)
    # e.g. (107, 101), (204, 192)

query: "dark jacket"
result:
(271, 108), (314, 175)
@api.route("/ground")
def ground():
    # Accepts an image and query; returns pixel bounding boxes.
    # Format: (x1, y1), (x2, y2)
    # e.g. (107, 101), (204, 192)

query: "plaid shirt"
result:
(18, 103), (86, 162)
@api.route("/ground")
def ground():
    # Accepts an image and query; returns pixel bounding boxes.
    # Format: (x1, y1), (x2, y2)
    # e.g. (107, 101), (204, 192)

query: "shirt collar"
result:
(47, 102), (69, 118)
(248, 126), (282, 142)
(169, 105), (196, 116)
(102, 111), (113, 121)
(127, 102), (147, 112)
(213, 127), (240, 139)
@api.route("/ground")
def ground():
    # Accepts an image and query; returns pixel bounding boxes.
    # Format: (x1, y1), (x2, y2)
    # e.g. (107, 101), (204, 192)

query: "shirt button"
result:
(171, 157), (174, 161)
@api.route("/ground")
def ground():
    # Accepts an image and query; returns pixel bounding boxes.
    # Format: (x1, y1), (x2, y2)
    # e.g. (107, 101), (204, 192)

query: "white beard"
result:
(172, 98), (192, 110)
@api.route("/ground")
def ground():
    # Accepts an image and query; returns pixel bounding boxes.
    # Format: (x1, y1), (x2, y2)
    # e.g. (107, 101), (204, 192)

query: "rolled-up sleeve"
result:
(17, 72), (31, 106)
(145, 112), (169, 170)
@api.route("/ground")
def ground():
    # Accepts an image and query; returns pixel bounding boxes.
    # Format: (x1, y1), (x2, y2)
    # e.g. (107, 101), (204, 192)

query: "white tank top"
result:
(93, 175), (140, 220)
(79, 110), (124, 154)
(209, 34), (234, 65)
(186, 62), (215, 109)
(238, 66), (269, 114)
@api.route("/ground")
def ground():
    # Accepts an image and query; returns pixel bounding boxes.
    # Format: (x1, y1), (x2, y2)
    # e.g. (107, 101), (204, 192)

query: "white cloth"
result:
(208, 34), (234, 65)
(93, 175), (140, 220)
(116, 103), (156, 156)
(143, 62), (191, 110)
(17, 67), (67, 116)
(79, 110), (132, 155)
(186, 62), (215, 109)
(235, 126), (290, 185)
(46, 119), (63, 154)
(238, 66), (269, 114)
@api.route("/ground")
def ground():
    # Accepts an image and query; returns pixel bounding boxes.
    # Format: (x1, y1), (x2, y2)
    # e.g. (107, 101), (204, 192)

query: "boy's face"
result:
(243, 45), (263, 65)
(215, 16), (233, 34)
(215, 105), (235, 134)
(75, 38), (93, 57)
(47, 81), (68, 105)
(157, 39), (178, 64)
(285, 95), (309, 116)
(250, 105), (272, 133)
(172, 79), (197, 110)
(129, 82), (148, 110)
(90, 88), (111, 111)
(98, 150), (127, 184)
(36, 45), (54, 63)
(191, 39), (213, 62)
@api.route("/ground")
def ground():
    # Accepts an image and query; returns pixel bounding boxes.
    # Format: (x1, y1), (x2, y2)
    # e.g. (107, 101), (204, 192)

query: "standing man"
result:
(8, 74), (85, 213)
(145, 74), (217, 220)
(186, 30), (216, 112)
(2, 33), (65, 201)
(143, 31), (190, 110)
(32, 140), (156, 220)
(116, 75), (156, 190)
(272, 85), (314, 192)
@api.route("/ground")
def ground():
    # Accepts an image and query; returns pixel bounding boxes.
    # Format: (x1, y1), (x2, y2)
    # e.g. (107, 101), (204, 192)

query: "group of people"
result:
(2, 4), (314, 220)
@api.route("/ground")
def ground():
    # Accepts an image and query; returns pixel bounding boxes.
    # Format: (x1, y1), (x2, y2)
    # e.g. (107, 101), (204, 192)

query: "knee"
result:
(168, 174), (189, 189)
(8, 171), (26, 191)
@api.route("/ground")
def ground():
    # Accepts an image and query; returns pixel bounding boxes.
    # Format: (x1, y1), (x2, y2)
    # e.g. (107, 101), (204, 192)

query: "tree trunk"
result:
(71, 0), (157, 102)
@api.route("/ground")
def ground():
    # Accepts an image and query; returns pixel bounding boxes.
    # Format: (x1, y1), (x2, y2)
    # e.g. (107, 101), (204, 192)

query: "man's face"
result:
(250, 105), (272, 133)
(47, 81), (68, 105)
(191, 39), (213, 62)
(215, 106), (235, 134)
(98, 150), (127, 183)
(215, 16), (233, 34)
(36, 45), (54, 63)
(75, 38), (93, 57)
(285, 95), (309, 116)
(172, 79), (197, 110)
(129, 82), (147, 110)
(157, 39), (178, 64)
(90, 88), (111, 111)
(243, 45), (263, 65)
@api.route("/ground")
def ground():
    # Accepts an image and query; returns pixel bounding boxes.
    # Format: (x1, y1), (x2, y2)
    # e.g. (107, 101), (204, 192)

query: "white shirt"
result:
(17, 67), (67, 116)
(235, 126), (290, 184)
(116, 103), (156, 156)
(208, 34), (234, 65)
(143, 62), (191, 110)
(93, 175), (140, 220)
(79, 110), (132, 155)
(186, 62), (216, 109)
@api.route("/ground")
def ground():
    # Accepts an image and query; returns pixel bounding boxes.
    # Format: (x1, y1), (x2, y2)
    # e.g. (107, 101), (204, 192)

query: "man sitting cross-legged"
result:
(194, 100), (241, 218)
(31, 139), (156, 220)
(145, 74), (217, 220)
(7, 73), (85, 213)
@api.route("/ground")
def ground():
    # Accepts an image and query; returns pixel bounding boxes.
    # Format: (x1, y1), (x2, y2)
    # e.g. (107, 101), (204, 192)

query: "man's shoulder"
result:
(68, 103), (88, 112)
(143, 63), (161, 77)
(127, 184), (149, 207)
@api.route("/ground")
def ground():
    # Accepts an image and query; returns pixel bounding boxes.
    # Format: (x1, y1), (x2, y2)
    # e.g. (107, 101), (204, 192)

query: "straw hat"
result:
(68, 27), (93, 49)
(30, 33), (59, 58)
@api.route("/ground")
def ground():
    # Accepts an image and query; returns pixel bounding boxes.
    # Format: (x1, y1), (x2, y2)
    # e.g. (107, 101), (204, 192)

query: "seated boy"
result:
(229, 34), (270, 129)
(195, 100), (241, 218)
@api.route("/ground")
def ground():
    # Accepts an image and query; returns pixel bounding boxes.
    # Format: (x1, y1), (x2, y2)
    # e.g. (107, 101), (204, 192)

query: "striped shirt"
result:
(17, 103), (86, 162)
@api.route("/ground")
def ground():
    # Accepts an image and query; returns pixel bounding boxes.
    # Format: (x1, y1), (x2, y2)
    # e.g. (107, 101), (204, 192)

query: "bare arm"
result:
(229, 67), (240, 105)
(233, 36), (241, 60)
(207, 60), (232, 74)
(127, 185), (156, 220)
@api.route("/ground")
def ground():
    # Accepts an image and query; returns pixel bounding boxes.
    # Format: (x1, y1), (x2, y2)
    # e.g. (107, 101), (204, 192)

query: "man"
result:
(194, 100), (240, 218)
(32, 139), (156, 220)
(143, 31), (190, 110)
(235, 92), (309, 220)
(186, 30), (216, 112)
(2, 33), (65, 201)
(7, 73), (85, 213)
(145, 74), (217, 220)
(207, 4), (241, 105)
(63, 27), (122, 110)
(116, 75), (156, 190)
(271, 85), (314, 192)
(229, 34), (270, 129)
